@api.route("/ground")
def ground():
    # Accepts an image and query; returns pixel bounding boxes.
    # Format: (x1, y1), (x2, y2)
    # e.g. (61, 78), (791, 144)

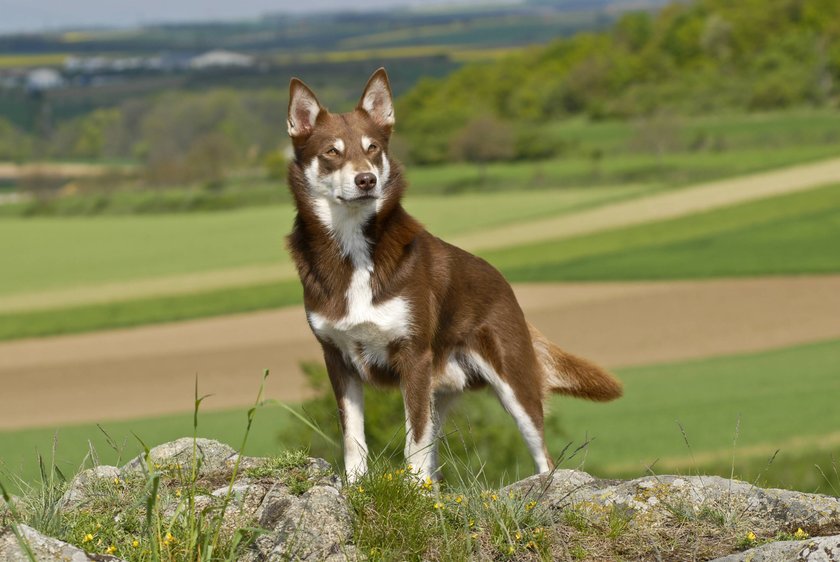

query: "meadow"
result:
(489, 182), (840, 281)
(2, 339), (838, 495)
(0, 186), (648, 298)
(2, 180), (838, 340)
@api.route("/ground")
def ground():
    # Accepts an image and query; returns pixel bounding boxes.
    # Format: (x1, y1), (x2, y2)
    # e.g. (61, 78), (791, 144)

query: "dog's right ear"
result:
(288, 78), (322, 139)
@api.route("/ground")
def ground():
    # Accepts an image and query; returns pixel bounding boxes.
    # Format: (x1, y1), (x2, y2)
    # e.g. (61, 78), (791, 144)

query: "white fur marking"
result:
(403, 392), (436, 481)
(333, 138), (345, 154)
(436, 354), (468, 392)
(342, 377), (368, 483)
(468, 352), (551, 473)
(310, 268), (410, 377)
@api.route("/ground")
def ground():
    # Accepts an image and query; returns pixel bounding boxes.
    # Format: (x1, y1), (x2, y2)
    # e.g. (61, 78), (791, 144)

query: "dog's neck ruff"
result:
(311, 196), (376, 269)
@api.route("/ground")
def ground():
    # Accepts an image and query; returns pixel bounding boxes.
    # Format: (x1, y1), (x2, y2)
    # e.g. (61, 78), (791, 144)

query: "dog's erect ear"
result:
(357, 67), (395, 131)
(288, 78), (322, 139)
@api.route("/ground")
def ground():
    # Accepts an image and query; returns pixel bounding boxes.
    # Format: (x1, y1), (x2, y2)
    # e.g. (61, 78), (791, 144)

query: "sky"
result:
(0, 0), (511, 34)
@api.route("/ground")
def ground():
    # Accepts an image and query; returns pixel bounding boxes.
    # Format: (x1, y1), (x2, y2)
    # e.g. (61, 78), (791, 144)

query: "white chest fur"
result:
(308, 267), (411, 377)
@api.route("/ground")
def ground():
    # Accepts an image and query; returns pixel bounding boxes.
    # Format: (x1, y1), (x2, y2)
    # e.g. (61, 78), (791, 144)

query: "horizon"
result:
(0, 0), (520, 36)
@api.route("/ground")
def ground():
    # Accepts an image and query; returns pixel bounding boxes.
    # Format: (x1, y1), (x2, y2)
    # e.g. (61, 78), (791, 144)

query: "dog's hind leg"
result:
(469, 352), (553, 474)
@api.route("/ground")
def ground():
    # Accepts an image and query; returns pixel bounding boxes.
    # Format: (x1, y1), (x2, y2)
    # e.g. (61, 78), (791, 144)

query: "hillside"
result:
(397, 0), (840, 163)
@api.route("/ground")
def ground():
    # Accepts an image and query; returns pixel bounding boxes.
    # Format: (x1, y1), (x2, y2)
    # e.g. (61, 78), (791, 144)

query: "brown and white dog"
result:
(285, 68), (622, 483)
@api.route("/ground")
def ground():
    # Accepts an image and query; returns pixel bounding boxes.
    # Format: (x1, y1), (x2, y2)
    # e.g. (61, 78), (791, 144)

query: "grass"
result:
(0, 280), (302, 340)
(0, 186), (646, 298)
(2, 339), (840, 497)
(485, 181), (840, 281)
(2, 182), (836, 340)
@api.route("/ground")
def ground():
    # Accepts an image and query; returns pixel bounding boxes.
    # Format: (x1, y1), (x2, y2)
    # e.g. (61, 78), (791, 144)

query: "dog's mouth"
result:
(337, 194), (378, 203)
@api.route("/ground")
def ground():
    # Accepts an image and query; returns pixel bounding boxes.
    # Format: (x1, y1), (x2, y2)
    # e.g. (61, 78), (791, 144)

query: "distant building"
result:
(189, 50), (254, 69)
(26, 68), (64, 92)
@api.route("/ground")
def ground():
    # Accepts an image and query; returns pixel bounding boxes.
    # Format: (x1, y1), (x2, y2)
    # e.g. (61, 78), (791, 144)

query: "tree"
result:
(450, 115), (515, 182)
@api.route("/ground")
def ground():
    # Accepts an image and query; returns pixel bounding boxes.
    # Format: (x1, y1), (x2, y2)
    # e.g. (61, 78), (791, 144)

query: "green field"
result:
(0, 186), (649, 298)
(3, 182), (838, 340)
(488, 182), (840, 281)
(2, 339), (838, 494)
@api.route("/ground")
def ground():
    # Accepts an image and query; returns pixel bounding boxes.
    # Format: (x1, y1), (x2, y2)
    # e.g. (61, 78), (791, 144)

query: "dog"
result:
(285, 68), (622, 483)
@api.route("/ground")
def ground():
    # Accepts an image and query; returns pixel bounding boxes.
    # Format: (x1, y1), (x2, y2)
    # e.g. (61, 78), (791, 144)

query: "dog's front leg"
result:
(399, 351), (436, 482)
(323, 345), (368, 483)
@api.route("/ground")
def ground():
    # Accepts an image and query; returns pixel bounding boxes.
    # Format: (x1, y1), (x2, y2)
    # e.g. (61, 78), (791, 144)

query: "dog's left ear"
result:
(357, 67), (395, 133)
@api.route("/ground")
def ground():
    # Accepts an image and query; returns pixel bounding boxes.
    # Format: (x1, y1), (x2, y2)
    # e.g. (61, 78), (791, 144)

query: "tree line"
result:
(0, 0), (837, 181)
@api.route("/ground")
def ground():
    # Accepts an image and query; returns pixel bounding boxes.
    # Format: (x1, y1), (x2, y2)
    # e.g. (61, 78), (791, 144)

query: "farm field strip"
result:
(0, 185), (650, 312)
(490, 181), (840, 281)
(4, 154), (840, 314)
(2, 335), (838, 494)
(453, 155), (840, 251)
(2, 275), (838, 430)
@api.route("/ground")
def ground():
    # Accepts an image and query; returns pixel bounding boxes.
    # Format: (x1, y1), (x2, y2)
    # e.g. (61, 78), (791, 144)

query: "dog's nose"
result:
(354, 173), (377, 191)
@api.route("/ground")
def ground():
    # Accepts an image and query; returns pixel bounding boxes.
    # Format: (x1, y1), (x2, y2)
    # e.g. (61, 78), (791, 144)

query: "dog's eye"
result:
(367, 143), (379, 154)
(325, 147), (340, 157)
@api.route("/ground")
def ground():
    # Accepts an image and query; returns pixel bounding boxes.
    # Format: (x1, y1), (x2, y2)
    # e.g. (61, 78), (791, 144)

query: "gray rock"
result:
(711, 533), (840, 561)
(122, 437), (236, 476)
(0, 523), (125, 562)
(246, 484), (352, 562)
(509, 470), (840, 535)
(59, 465), (121, 510)
(255, 484), (296, 529)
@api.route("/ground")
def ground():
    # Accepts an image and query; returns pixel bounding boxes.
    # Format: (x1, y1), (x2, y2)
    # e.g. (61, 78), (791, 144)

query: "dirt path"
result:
(453, 156), (840, 251)
(4, 157), (840, 314)
(2, 275), (839, 431)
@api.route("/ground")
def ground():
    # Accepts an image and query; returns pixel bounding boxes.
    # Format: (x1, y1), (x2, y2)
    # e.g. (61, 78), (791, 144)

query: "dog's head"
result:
(287, 68), (395, 208)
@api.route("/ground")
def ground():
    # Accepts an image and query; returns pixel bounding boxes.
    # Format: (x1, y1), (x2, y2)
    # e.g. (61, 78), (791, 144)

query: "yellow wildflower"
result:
(534, 527), (544, 535)
(490, 493), (498, 501)
(163, 532), (175, 545)
(113, 477), (120, 486)
(794, 528), (809, 539)
(175, 489), (182, 498)
(383, 473), (393, 481)
(105, 545), (116, 555)
(455, 495), (464, 504)
(422, 477), (434, 490)
(507, 545), (515, 554)
(468, 519), (475, 528)
(357, 486), (365, 493)
(515, 531), (522, 541)
(746, 531), (757, 542)
(82, 534), (94, 543)
(433, 502), (444, 510)
(526, 500), (537, 511)
(508, 490), (515, 499)
(526, 540), (537, 550)
(132, 540), (140, 548)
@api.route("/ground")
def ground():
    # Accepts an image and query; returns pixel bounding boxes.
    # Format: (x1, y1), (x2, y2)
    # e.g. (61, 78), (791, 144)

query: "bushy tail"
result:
(529, 323), (623, 401)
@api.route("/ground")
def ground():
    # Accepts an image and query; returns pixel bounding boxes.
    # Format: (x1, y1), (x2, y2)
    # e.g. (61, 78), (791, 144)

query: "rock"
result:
(244, 484), (353, 562)
(509, 471), (840, 536)
(59, 465), (121, 510)
(711, 533), (840, 561)
(122, 437), (237, 476)
(0, 523), (125, 562)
